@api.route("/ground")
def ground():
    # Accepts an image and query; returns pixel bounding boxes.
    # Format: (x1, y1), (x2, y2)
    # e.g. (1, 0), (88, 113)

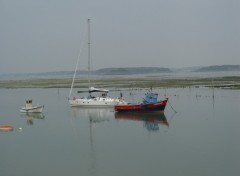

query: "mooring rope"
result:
(168, 99), (177, 113)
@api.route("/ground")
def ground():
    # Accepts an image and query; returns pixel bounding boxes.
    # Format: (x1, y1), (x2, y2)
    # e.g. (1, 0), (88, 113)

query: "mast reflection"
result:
(70, 107), (114, 176)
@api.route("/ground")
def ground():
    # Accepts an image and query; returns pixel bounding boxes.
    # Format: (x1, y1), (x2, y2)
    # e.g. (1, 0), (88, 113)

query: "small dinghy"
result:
(0, 125), (14, 132)
(20, 100), (44, 113)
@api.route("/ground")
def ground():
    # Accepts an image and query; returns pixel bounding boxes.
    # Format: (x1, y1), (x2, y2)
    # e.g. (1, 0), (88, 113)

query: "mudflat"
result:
(0, 76), (240, 89)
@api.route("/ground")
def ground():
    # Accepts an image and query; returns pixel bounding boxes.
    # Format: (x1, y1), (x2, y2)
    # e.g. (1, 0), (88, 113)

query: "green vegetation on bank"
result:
(0, 76), (240, 89)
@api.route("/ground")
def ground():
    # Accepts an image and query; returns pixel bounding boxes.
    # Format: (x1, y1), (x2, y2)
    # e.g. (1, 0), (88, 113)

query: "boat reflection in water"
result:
(70, 107), (114, 175)
(71, 107), (114, 123)
(20, 113), (45, 125)
(87, 108), (113, 123)
(115, 112), (168, 131)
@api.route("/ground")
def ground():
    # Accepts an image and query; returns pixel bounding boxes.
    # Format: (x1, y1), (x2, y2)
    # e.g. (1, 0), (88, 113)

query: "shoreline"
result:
(0, 76), (240, 89)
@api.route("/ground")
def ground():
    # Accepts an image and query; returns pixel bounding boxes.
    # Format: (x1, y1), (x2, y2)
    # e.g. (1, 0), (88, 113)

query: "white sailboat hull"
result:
(20, 106), (44, 113)
(69, 97), (120, 107)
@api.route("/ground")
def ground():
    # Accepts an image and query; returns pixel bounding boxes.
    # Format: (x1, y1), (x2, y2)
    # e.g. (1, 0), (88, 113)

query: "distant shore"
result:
(0, 76), (240, 89)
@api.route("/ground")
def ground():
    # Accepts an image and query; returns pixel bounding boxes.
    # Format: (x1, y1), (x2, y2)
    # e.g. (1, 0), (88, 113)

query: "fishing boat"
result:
(20, 100), (44, 113)
(68, 19), (122, 107)
(114, 91), (168, 112)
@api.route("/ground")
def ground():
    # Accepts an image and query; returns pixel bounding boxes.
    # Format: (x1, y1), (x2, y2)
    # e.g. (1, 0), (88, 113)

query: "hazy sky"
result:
(1, 0), (239, 74)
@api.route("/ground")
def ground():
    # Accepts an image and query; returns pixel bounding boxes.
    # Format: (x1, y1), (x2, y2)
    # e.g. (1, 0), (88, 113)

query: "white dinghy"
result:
(20, 100), (44, 113)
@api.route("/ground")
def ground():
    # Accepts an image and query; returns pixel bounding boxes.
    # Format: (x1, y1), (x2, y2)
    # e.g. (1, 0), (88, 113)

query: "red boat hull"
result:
(115, 98), (168, 112)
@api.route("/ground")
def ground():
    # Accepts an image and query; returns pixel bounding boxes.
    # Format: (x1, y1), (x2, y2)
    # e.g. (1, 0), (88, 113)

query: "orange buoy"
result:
(0, 125), (14, 132)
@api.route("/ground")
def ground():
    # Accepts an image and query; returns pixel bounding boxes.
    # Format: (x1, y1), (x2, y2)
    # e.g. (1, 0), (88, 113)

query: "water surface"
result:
(0, 88), (239, 176)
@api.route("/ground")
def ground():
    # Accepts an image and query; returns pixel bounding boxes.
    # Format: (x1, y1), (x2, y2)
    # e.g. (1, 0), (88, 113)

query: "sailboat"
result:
(69, 19), (125, 107)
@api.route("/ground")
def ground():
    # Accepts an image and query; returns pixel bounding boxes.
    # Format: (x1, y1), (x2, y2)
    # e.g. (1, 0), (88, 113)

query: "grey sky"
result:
(0, 0), (239, 74)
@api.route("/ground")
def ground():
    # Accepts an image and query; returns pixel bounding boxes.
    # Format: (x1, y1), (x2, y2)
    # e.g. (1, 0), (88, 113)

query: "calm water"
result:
(0, 87), (240, 176)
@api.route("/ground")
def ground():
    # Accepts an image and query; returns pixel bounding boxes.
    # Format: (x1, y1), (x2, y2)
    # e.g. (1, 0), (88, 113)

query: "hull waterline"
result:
(114, 98), (168, 112)
(69, 97), (120, 107)
(20, 106), (44, 113)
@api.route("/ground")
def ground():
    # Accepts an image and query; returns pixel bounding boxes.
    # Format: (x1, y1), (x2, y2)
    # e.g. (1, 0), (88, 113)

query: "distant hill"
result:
(1, 65), (239, 80)
(94, 67), (172, 75)
(170, 66), (202, 72)
(44, 67), (172, 76)
(195, 65), (240, 72)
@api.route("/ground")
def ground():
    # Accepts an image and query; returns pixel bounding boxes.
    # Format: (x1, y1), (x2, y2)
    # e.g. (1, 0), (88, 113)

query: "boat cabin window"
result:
(101, 93), (107, 97)
(26, 100), (32, 104)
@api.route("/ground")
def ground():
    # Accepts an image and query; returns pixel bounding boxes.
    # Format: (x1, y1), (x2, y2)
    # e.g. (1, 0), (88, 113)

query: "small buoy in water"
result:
(19, 127), (22, 131)
(0, 125), (14, 132)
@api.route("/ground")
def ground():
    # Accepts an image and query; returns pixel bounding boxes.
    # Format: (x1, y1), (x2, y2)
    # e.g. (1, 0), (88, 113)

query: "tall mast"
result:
(87, 19), (91, 89)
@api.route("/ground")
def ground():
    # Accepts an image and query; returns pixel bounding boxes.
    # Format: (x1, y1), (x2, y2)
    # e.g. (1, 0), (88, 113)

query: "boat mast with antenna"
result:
(87, 18), (91, 90)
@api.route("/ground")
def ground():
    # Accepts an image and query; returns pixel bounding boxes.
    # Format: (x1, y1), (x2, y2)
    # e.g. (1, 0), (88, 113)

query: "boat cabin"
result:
(89, 87), (109, 98)
(144, 93), (158, 103)
(25, 100), (33, 108)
